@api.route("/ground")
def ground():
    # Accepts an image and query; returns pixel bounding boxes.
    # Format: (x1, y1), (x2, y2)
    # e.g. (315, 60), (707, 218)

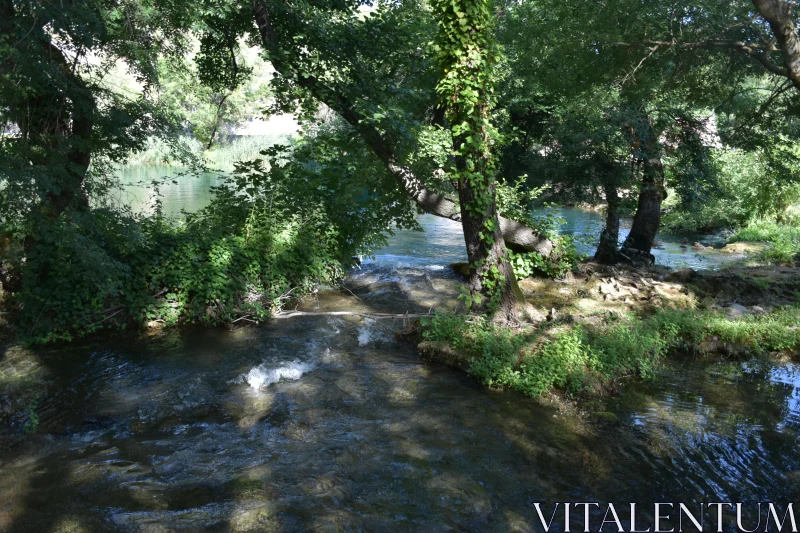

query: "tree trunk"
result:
(594, 182), (620, 264)
(10, 39), (95, 223)
(752, 0), (800, 91)
(621, 121), (665, 262)
(251, 1), (553, 257)
(458, 180), (524, 321)
(434, 0), (527, 322)
(206, 92), (230, 150)
(621, 161), (665, 262)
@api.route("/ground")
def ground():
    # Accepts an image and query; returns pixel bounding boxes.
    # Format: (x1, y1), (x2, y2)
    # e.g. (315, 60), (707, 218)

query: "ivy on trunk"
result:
(434, 0), (523, 322)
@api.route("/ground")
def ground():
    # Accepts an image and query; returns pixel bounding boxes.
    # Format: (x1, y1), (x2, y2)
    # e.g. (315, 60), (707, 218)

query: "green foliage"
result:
(15, 194), (344, 343)
(663, 145), (800, 233)
(157, 45), (272, 149)
(509, 236), (585, 279)
(495, 179), (546, 223)
(11, 119), (418, 343)
(730, 220), (800, 265)
(124, 136), (206, 167)
(422, 305), (800, 398)
(731, 220), (800, 243)
(205, 135), (291, 169)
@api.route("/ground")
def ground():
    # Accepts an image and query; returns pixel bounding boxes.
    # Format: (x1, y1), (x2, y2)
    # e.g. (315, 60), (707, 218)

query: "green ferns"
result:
(422, 306), (800, 398)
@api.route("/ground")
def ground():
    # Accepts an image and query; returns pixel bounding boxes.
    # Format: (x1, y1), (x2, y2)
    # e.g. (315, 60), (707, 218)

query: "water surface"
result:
(0, 166), (785, 531)
(1, 255), (799, 532)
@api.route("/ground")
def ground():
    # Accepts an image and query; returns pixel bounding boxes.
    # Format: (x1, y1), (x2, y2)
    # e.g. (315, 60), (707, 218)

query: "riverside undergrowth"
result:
(730, 220), (800, 265)
(15, 188), (344, 344)
(9, 132), (417, 344)
(421, 305), (800, 398)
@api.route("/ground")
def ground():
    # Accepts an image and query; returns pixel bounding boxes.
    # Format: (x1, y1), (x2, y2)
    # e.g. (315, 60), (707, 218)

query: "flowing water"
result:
(1, 167), (792, 532)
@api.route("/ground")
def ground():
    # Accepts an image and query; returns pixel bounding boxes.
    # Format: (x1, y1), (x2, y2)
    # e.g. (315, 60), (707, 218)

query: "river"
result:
(115, 165), (741, 270)
(0, 167), (793, 532)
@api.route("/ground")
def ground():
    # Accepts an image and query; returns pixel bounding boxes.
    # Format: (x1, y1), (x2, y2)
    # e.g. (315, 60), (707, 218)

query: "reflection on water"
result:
(114, 165), (224, 216)
(116, 166), (741, 270)
(1, 259), (799, 531)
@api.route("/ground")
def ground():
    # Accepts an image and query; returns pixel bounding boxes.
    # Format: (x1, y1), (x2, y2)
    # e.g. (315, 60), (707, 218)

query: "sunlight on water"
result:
(243, 360), (315, 390)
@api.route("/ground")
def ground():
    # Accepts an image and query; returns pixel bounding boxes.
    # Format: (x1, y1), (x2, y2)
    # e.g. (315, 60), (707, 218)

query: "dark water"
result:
(2, 255), (800, 531)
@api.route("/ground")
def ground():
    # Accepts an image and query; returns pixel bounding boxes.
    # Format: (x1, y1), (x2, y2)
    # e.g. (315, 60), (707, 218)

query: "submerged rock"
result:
(417, 340), (469, 370)
(719, 242), (768, 254)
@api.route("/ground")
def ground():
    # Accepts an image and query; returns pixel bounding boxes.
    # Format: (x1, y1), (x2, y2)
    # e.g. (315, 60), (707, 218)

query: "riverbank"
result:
(412, 262), (800, 409)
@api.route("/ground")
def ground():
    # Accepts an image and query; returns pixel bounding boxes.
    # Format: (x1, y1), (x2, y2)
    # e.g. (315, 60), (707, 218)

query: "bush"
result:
(730, 220), (800, 265)
(662, 147), (800, 234)
(509, 235), (586, 279)
(12, 125), (417, 343)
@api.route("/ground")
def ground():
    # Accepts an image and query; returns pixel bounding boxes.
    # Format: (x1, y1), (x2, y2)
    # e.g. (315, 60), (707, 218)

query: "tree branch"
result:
(251, 1), (553, 256)
(603, 38), (789, 78)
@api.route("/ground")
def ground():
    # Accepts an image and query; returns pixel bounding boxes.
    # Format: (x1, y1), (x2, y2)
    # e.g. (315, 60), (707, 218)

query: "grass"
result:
(205, 134), (292, 169)
(125, 136), (204, 166)
(730, 220), (800, 265)
(420, 305), (800, 399)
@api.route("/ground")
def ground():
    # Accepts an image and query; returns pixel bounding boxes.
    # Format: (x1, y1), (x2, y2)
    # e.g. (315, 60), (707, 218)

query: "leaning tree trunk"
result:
(251, 1), (553, 258)
(621, 121), (665, 263)
(751, 0), (800, 91)
(594, 182), (620, 264)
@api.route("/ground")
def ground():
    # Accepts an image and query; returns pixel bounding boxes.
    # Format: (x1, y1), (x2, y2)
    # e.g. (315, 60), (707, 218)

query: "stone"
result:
(726, 303), (748, 318)
(666, 268), (695, 282)
(450, 262), (471, 278)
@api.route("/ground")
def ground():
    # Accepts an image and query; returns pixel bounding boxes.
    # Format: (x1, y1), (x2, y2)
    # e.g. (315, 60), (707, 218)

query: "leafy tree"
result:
(245, 0), (554, 256)
(432, 0), (525, 320)
(156, 46), (271, 149)
(0, 0), (191, 239)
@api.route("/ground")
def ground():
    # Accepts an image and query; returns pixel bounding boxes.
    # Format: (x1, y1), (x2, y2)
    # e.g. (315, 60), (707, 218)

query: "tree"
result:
(157, 46), (271, 149)
(248, 0), (553, 257)
(0, 0), (189, 237)
(433, 0), (523, 319)
(495, 0), (795, 261)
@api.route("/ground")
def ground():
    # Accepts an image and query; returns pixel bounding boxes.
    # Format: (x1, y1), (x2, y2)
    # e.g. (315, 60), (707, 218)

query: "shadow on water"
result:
(3, 263), (800, 531)
(0, 228), (798, 531)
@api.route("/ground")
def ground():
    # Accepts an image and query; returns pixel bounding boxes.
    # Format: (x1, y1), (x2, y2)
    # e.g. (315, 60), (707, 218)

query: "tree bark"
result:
(752, 0), (800, 91)
(457, 179), (524, 322)
(594, 182), (620, 264)
(251, 1), (553, 257)
(621, 128), (666, 262)
(206, 93), (230, 150)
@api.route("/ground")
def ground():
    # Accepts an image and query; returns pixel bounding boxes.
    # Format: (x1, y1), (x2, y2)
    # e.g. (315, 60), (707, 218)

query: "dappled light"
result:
(2, 0), (800, 529)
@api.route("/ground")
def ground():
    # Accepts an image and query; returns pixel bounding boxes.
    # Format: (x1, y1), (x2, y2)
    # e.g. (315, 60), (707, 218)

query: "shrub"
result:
(731, 220), (800, 265)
